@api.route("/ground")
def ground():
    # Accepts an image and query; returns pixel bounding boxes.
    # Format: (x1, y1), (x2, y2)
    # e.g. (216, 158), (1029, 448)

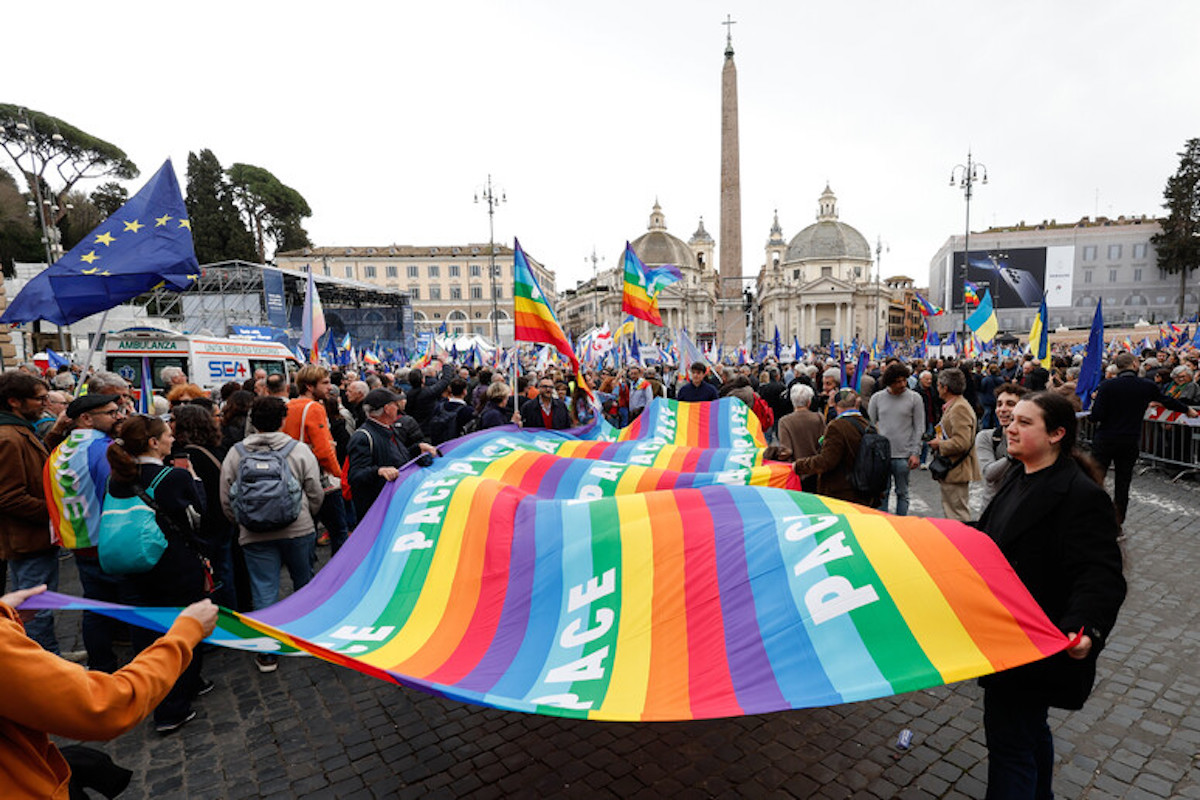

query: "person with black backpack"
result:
(792, 388), (886, 507)
(425, 378), (475, 447)
(219, 397), (323, 674)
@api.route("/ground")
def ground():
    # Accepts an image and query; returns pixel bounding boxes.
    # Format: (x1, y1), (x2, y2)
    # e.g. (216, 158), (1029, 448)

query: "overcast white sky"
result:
(8, 1), (1200, 295)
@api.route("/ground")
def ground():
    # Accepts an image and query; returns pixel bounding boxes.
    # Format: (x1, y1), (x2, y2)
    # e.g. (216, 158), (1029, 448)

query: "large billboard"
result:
(949, 247), (1065, 310)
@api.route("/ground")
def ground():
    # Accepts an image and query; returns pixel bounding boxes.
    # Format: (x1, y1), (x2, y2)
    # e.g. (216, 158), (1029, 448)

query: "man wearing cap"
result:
(346, 388), (438, 518)
(44, 394), (123, 672)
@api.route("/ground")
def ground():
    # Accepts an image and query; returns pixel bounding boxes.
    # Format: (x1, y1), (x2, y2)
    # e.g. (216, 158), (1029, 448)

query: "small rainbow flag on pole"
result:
(513, 239), (588, 392)
(301, 266), (326, 364)
(915, 292), (944, 317)
(963, 281), (981, 307)
(621, 243), (682, 327)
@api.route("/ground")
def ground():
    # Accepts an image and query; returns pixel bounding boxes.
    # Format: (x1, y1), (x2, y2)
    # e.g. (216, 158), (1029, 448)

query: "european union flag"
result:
(2, 160), (198, 326)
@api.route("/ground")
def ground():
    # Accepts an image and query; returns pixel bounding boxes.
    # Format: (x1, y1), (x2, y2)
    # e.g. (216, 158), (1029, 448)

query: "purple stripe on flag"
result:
(707, 489), (786, 713)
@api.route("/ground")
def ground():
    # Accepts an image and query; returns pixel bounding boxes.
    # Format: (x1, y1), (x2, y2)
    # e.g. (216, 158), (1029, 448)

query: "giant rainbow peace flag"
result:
(27, 399), (1072, 721)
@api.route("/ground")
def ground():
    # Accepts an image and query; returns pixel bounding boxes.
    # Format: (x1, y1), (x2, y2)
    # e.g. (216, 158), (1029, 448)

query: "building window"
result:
(322, 265), (331, 277)
(1107, 244), (1122, 260)
(1083, 246), (1097, 261)
(821, 265), (832, 277)
(491, 265), (501, 278)
(364, 265), (376, 278)
(430, 286), (442, 300)
(470, 264), (481, 277)
(1108, 268), (1117, 283)
(450, 286), (462, 300)
(1133, 268), (1142, 282)
(407, 265), (419, 278)
(1084, 270), (1092, 284)
(471, 286), (483, 300)
(428, 265), (440, 278)
(493, 286), (503, 299)
(386, 265), (397, 278)
(449, 264), (460, 277)
(344, 266), (353, 278)
(793, 269), (800, 281)
(1132, 243), (1147, 259)
(411, 288), (419, 300)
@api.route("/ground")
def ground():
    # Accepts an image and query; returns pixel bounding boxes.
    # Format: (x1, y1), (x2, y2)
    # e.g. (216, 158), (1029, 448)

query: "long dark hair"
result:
(1023, 391), (1104, 485)
(107, 414), (168, 484)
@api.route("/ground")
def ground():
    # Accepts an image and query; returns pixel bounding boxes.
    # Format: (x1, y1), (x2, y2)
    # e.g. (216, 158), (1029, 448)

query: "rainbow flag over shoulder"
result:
(622, 243), (682, 327)
(30, 398), (1072, 721)
(44, 429), (112, 550)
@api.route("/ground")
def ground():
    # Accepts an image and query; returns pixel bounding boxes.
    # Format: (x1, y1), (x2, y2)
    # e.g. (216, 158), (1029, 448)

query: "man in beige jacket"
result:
(928, 367), (981, 521)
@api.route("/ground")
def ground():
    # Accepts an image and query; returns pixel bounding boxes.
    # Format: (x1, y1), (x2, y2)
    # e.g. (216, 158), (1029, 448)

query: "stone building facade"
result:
(928, 215), (1193, 332)
(275, 243), (557, 346)
(557, 203), (719, 346)
(755, 186), (893, 347)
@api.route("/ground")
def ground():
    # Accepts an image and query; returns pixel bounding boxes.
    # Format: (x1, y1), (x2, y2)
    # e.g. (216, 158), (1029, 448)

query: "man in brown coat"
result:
(928, 367), (981, 521)
(0, 372), (57, 653)
(792, 388), (872, 505)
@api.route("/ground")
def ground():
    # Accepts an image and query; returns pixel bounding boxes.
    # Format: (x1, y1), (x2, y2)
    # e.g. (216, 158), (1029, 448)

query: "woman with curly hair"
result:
(107, 415), (211, 734)
(171, 404), (241, 610)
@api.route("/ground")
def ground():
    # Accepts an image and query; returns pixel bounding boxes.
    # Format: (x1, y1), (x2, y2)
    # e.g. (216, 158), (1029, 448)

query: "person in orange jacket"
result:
(0, 585), (218, 799)
(282, 366), (350, 553)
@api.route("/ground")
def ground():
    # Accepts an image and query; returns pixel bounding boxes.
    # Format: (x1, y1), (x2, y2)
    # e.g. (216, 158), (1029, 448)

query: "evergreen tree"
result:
(0, 167), (40, 276)
(185, 149), (256, 264)
(226, 163), (312, 262)
(90, 182), (128, 220)
(1151, 138), (1200, 320)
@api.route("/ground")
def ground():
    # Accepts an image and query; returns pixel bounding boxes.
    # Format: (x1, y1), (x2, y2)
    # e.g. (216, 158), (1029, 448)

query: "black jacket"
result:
(975, 455), (1126, 709)
(406, 364), (456, 429)
(519, 397), (571, 430)
(347, 419), (411, 518)
(1090, 370), (1191, 443)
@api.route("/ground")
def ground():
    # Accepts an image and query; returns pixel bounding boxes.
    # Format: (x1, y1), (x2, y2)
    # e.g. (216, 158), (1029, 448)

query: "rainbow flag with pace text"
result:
(27, 398), (1071, 721)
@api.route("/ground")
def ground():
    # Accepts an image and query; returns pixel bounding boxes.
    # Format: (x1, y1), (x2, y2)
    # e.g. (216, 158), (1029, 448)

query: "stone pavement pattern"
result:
(48, 465), (1200, 799)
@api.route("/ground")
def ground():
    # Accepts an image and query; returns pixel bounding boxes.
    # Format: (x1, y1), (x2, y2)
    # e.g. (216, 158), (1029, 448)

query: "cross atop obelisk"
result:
(723, 14), (736, 53)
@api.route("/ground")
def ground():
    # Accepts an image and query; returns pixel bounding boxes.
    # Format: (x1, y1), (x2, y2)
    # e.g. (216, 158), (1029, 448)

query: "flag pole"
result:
(73, 309), (110, 398)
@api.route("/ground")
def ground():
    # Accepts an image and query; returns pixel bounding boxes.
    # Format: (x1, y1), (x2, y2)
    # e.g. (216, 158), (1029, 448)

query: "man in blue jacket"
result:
(1089, 351), (1197, 523)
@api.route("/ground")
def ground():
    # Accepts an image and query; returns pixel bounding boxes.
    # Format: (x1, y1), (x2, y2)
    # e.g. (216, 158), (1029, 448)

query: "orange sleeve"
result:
(0, 604), (204, 741)
(304, 402), (341, 477)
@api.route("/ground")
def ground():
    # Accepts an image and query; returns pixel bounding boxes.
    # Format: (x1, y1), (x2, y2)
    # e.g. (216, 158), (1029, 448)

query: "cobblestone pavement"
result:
(48, 464), (1200, 799)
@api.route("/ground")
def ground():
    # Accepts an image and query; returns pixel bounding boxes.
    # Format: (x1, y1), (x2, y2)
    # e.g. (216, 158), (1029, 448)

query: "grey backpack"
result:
(230, 440), (304, 532)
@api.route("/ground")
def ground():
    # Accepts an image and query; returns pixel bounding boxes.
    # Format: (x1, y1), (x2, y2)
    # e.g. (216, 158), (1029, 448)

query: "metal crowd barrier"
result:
(1078, 408), (1200, 482)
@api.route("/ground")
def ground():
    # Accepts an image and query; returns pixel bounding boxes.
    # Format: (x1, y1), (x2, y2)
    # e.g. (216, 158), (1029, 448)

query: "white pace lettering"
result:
(560, 608), (615, 648)
(545, 647), (610, 683)
(392, 532), (434, 552)
(805, 576), (879, 624)
(793, 532), (854, 576)
(568, 569), (616, 612)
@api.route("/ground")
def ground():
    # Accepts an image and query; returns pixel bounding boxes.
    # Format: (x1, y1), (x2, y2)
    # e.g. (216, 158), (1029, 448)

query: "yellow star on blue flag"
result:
(1, 160), (200, 326)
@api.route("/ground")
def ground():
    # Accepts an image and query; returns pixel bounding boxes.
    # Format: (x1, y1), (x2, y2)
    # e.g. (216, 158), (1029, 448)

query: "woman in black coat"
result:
(108, 414), (212, 734)
(975, 391), (1126, 799)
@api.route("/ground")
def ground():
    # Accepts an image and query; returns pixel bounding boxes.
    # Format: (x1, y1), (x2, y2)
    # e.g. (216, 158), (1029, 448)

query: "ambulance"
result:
(104, 327), (301, 394)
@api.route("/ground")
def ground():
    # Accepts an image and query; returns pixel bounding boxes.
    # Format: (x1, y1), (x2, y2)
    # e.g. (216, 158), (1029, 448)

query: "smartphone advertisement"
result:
(949, 247), (1073, 310)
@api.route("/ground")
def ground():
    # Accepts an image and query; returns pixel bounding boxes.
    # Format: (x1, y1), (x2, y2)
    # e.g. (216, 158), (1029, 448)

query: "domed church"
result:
(756, 185), (890, 347)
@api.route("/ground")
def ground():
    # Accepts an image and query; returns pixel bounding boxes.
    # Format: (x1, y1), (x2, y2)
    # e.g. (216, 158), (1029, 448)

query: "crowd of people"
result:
(1, 337), (1197, 797)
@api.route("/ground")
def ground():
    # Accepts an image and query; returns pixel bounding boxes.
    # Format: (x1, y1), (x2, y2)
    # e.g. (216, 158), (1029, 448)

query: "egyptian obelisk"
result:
(719, 16), (743, 348)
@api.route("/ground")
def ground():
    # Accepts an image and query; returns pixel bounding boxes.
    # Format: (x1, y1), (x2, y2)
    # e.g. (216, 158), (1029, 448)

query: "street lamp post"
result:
(12, 109), (71, 351)
(950, 151), (987, 346)
(586, 247), (604, 330)
(874, 235), (889, 344)
(475, 175), (505, 346)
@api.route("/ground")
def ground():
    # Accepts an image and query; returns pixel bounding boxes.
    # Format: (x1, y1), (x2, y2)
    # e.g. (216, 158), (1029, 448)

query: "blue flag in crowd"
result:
(838, 346), (847, 387)
(793, 336), (802, 362)
(773, 326), (782, 360)
(1076, 301), (1105, 411)
(1, 160), (199, 326)
(853, 350), (870, 392)
(45, 349), (70, 369)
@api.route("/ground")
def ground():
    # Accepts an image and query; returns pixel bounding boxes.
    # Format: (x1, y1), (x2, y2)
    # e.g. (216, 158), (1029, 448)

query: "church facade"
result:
(755, 185), (892, 347)
(557, 202), (719, 346)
